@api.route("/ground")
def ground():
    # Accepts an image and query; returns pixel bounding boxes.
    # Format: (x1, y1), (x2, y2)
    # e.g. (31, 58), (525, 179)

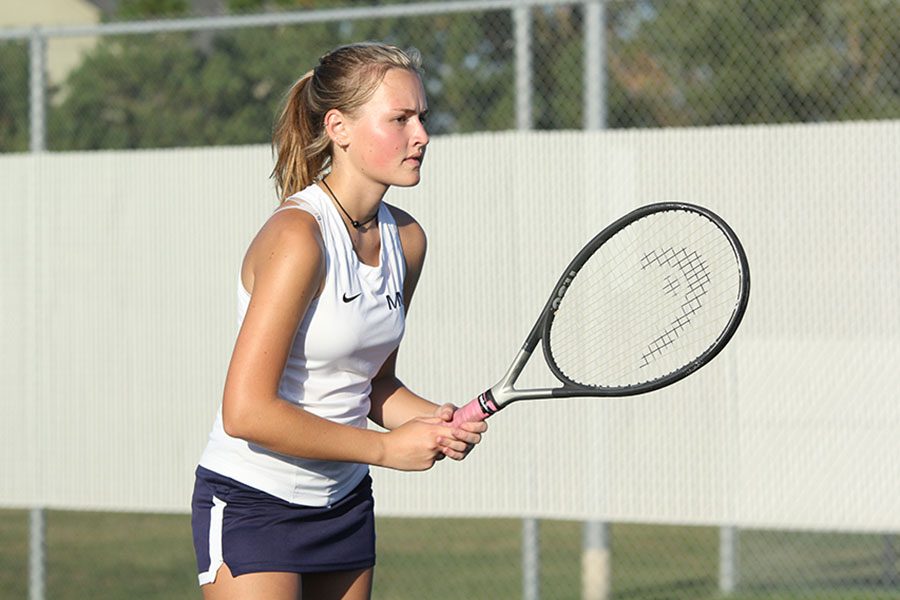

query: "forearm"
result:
(369, 375), (439, 430)
(224, 395), (387, 466)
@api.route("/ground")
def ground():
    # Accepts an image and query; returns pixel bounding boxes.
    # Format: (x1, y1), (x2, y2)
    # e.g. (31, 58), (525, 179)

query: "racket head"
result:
(540, 202), (750, 396)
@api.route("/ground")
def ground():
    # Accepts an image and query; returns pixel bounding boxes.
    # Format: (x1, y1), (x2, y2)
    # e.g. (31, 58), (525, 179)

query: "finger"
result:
(441, 446), (467, 461)
(460, 421), (488, 434)
(439, 437), (472, 455)
(450, 429), (482, 445)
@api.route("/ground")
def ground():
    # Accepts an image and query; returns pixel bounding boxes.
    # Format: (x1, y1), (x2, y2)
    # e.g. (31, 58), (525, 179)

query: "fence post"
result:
(582, 4), (609, 597)
(28, 25), (47, 600)
(29, 507), (45, 600)
(522, 518), (540, 600)
(583, 0), (607, 130)
(515, 6), (535, 595)
(513, 5), (532, 131)
(719, 346), (741, 596)
(719, 526), (739, 595)
(582, 521), (610, 600)
(29, 27), (47, 152)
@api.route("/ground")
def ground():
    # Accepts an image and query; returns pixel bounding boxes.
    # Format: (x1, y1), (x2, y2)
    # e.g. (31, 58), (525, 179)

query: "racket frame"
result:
(486, 201), (750, 410)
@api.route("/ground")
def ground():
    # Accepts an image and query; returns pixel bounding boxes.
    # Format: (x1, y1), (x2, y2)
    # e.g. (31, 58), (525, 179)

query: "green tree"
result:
(32, 0), (900, 152)
(0, 42), (30, 152)
(49, 11), (352, 150)
(117, 0), (189, 19)
(50, 1), (523, 149)
(606, 0), (900, 127)
(300, 9), (519, 133)
(51, 34), (207, 149)
(532, 7), (584, 130)
(193, 24), (340, 144)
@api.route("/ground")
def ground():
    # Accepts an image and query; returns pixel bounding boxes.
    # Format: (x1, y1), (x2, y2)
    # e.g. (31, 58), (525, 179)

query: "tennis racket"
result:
(451, 202), (750, 426)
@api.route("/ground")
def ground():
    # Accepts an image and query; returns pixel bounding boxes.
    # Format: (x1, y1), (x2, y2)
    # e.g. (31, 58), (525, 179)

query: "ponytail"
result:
(271, 70), (331, 200)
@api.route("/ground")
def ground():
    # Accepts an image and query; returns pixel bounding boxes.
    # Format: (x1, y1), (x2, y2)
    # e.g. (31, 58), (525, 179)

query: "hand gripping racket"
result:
(451, 202), (750, 426)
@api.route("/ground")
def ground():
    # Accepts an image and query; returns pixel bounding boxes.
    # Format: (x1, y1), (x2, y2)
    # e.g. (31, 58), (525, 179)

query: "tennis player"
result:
(191, 42), (487, 600)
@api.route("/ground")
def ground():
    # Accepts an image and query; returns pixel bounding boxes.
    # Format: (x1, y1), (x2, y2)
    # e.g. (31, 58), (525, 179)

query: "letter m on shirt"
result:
(386, 292), (404, 311)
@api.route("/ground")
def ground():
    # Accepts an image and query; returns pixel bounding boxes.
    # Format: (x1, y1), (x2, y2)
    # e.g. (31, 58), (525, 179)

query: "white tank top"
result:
(199, 183), (407, 506)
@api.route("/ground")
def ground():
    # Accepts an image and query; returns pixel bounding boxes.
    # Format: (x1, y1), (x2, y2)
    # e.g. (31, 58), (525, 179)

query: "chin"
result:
(391, 172), (423, 188)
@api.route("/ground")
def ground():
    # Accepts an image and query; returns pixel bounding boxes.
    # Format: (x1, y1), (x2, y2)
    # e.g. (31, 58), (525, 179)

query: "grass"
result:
(0, 510), (197, 600)
(0, 509), (896, 599)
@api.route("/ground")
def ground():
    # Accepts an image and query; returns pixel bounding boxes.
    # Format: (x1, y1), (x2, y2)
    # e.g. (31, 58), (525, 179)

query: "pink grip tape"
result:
(451, 391), (499, 427)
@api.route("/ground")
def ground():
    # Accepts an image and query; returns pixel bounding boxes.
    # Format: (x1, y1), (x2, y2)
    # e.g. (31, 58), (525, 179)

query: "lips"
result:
(405, 153), (425, 166)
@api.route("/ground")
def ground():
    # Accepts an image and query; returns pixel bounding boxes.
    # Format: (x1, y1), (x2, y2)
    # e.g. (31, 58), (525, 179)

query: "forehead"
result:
(364, 68), (427, 110)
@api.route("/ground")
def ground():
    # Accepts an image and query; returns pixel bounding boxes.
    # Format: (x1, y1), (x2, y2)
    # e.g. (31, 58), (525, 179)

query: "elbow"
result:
(222, 407), (245, 439)
(222, 412), (244, 439)
(222, 392), (253, 440)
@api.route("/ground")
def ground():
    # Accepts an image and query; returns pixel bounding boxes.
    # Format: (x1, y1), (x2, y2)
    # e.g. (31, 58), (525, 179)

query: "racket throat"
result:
(489, 346), (534, 408)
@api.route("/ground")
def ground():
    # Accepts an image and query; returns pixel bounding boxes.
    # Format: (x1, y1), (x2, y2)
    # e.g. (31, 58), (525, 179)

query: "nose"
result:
(413, 117), (429, 147)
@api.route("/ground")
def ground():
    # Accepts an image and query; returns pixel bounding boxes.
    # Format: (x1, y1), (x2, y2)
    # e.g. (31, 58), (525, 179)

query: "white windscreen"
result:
(1, 122), (898, 533)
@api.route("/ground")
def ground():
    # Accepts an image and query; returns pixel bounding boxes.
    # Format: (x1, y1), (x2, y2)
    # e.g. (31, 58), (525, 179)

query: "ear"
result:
(324, 108), (350, 149)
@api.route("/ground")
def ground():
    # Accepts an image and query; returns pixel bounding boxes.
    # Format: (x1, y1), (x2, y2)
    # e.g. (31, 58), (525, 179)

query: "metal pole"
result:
(719, 526), (739, 594)
(515, 6), (535, 596)
(514, 5), (532, 131)
(29, 507), (45, 600)
(581, 1), (609, 564)
(582, 521), (611, 600)
(29, 27), (47, 152)
(28, 26), (47, 600)
(583, 0), (607, 130)
(582, 5), (609, 597)
(522, 518), (540, 600)
(719, 348), (740, 596)
(0, 0), (588, 41)
(514, 3), (536, 592)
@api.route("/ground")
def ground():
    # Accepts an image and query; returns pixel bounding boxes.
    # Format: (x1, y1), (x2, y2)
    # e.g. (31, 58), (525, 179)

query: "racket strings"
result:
(557, 221), (735, 346)
(564, 251), (739, 377)
(556, 251), (739, 383)
(548, 209), (743, 388)
(554, 275), (737, 384)
(576, 240), (734, 340)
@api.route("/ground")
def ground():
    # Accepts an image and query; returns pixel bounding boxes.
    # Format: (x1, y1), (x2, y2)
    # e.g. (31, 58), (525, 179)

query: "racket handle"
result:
(451, 390), (500, 427)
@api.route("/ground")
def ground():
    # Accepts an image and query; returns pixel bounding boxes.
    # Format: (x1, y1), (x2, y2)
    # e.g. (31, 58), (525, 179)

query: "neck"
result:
(320, 175), (384, 230)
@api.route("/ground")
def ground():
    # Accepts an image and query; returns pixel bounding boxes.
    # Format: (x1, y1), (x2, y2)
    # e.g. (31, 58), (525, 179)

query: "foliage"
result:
(117, 0), (190, 20)
(608, 0), (900, 127)
(2, 0), (900, 152)
(0, 42), (30, 152)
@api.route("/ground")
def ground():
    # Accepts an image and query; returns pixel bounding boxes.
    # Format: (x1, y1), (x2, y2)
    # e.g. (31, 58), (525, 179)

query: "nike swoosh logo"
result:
(342, 292), (362, 303)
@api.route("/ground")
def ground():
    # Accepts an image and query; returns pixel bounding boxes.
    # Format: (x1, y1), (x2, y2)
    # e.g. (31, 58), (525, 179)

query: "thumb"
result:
(436, 403), (456, 422)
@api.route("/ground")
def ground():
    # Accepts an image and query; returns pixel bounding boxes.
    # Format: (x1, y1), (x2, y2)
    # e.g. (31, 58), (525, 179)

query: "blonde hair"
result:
(271, 42), (423, 200)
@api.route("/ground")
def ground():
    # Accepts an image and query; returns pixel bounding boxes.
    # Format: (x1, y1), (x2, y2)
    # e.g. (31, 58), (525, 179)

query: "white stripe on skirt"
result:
(198, 495), (226, 585)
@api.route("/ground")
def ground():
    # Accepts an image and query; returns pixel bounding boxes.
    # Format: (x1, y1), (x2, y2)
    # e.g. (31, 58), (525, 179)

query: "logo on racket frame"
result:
(550, 270), (578, 312)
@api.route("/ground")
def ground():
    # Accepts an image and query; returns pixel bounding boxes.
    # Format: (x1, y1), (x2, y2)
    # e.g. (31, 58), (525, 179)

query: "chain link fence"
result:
(2, 0), (899, 152)
(2, 1), (899, 599)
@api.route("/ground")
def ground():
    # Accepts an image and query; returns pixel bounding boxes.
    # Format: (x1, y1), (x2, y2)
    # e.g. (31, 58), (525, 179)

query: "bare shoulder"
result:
(242, 205), (325, 295)
(386, 203), (427, 269)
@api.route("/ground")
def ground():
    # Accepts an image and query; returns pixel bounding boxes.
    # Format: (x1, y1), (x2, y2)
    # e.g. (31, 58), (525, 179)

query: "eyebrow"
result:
(393, 107), (429, 116)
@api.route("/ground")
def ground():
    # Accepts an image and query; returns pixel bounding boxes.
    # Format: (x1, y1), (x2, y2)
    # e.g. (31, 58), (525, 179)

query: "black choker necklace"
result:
(321, 178), (378, 229)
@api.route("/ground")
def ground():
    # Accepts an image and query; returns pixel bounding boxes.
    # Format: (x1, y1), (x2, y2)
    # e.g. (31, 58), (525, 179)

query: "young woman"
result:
(191, 42), (487, 600)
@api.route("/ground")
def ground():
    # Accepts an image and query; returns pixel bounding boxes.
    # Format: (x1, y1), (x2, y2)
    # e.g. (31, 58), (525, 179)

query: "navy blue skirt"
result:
(191, 466), (376, 584)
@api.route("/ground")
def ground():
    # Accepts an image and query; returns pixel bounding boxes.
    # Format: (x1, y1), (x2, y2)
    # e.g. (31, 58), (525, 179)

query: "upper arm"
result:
(387, 203), (427, 308)
(222, 210), (325, 430)
(374, 205), (427, 382)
